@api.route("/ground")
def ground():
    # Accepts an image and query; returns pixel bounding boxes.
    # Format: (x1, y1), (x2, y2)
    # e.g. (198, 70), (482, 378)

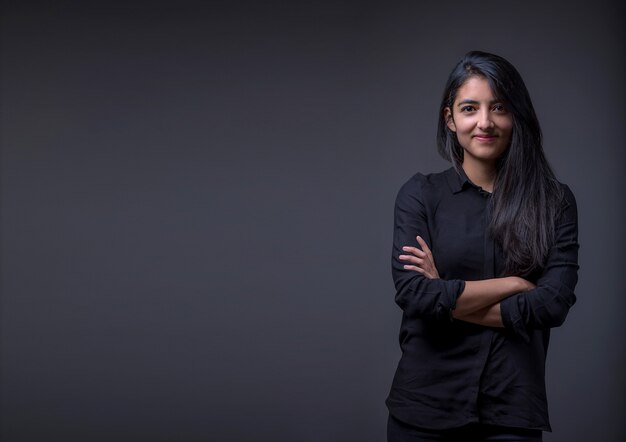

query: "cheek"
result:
(453, 120), (473, 135)
(503, 127), (513, 144)
(501, 118), (514, 137)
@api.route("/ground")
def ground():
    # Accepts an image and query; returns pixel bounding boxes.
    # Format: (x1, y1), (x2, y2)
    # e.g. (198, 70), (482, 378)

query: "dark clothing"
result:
(386, 167), (578, 431)
(387, 413), (543, 442)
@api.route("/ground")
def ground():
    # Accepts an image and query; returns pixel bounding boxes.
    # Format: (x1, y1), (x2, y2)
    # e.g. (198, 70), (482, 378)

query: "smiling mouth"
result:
(474, 135), (497, 141)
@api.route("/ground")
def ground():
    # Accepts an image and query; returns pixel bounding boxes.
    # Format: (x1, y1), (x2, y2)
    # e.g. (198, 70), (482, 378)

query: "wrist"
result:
(508, 276), (534, 293)
(507, 276), (525, 293)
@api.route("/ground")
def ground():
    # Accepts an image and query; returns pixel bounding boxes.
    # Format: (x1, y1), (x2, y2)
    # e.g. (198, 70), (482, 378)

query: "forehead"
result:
(454, 76), (498, 102)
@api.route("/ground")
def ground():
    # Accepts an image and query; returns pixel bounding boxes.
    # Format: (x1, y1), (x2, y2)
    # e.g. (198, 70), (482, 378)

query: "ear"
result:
(444, 107), (456, 132)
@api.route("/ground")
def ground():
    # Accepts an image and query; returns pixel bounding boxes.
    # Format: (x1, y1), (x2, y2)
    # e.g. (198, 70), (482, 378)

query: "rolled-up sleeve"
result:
(501, 185), (579, 341)
(392, 175), (465, 321)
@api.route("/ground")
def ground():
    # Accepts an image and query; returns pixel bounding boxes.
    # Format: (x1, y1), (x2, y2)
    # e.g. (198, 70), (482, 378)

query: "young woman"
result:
(386, 51), (579, 441)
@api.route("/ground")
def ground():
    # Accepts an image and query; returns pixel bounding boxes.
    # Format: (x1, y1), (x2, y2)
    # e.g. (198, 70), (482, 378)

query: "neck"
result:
(462, 158), (497, 193)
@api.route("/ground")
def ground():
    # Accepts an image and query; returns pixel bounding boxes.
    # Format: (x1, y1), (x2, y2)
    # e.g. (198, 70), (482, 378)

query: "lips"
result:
(473, 134), (497, 141)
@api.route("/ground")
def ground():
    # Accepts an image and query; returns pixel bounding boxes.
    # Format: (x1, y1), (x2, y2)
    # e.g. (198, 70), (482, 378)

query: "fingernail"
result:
(402, 247), (409, 251)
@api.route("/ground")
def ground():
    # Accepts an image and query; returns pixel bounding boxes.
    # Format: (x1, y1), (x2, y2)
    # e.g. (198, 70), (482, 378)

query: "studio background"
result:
(1, 1), (624, 441)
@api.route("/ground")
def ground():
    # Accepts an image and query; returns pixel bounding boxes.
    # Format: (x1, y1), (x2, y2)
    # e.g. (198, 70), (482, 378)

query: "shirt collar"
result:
(446, 166), (493, 196)
(445, 166), (472, 194)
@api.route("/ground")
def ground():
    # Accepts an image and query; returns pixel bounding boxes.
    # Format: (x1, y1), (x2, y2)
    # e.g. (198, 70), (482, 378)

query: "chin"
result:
(465, 148), (507, 162)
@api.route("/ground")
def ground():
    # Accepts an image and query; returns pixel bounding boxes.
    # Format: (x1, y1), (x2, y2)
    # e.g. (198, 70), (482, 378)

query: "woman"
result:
(386, 51), (579, 441)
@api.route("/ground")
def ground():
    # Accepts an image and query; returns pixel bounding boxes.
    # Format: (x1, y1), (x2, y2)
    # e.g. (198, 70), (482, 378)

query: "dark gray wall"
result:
(1, 1), (624, 441)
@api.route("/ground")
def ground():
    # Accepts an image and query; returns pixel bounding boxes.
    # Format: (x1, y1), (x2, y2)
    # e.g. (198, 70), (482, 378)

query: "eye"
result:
(460, 105), (476, 112)
(492, 104), (507, 112)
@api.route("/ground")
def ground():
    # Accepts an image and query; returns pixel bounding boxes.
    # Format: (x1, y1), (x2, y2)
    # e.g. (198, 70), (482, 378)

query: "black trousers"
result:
(387, 414), (543, 442)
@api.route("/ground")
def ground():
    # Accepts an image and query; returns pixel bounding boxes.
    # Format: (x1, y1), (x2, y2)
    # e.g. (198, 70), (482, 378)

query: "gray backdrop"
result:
(1, 1), (624, 441)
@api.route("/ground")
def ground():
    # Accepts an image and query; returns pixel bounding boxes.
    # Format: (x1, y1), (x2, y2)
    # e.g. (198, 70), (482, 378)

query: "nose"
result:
(477, 110), (494, 131)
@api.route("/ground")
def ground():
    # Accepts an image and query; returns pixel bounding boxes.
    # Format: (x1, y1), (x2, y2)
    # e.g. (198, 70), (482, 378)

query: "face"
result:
(444, 76), (513, 167)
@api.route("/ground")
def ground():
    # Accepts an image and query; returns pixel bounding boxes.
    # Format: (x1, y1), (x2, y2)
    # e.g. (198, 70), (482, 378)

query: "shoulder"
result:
(555, 181), (578, 226)
(560, 182), (576, 204)
(394, 168), (454, 213)
(557, 182), (577, 211)
(397, 168), (452, 198)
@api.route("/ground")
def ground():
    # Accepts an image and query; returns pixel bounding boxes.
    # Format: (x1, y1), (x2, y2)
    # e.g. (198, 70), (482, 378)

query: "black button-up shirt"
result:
(386, 167), (579, 431)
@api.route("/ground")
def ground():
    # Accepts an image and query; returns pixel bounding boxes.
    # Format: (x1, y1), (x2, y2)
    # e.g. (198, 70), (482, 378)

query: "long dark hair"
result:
(436, 51), (564, 275)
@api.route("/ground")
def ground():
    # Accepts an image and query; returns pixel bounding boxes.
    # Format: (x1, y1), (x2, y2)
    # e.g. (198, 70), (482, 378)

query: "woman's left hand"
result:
(399, 236), (440, 279)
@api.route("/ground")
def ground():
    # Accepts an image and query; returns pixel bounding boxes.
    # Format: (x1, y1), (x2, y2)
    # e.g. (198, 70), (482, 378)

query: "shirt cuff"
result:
(500, 295), (530, 343)
(446, 279), (465, 322)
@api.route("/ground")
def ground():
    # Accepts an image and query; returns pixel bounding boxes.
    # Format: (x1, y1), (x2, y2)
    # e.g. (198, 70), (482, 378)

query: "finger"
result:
(402, 246), (426, 257)
(415, 236), (433, 256)
(399, 255), (425, 265)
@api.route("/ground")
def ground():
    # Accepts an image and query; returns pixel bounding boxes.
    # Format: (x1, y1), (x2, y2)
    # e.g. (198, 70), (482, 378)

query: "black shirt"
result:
(386, 167), (579, 431)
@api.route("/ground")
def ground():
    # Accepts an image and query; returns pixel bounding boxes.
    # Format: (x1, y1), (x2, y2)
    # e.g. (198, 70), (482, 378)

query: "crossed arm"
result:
(399, 236), (536, 327)
(392, 178), (578, 337)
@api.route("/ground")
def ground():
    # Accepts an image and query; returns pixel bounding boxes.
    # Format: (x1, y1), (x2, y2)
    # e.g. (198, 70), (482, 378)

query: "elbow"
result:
(535, 290), (577, 329)
(393, 284), (436, 320)
(502, 287), (576, 339)
(543, 307), (568, 328)
(393, 275), (462, 322)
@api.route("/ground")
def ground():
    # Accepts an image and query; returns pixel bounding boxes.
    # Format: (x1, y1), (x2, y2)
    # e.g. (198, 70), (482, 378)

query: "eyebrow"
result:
(457, 99), (502, 107)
